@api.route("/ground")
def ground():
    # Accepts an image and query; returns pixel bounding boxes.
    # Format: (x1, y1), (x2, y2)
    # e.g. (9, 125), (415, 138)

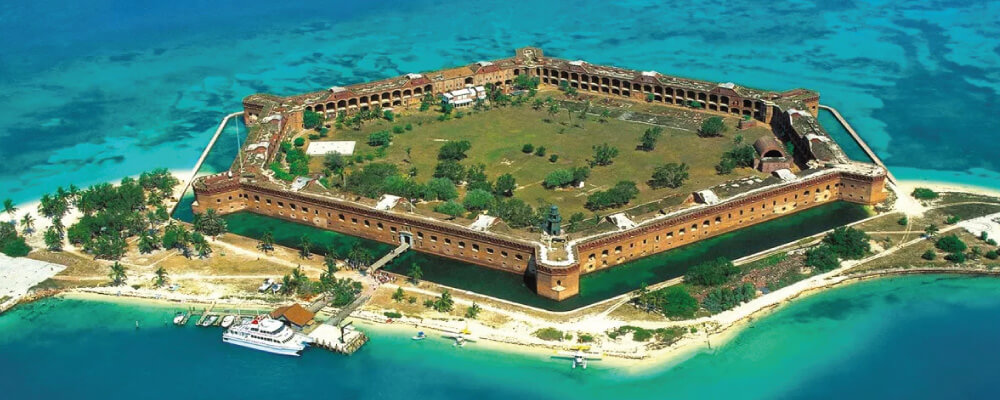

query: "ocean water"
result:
(3, 275), (1000, 399)
(2, 0), (999, 205)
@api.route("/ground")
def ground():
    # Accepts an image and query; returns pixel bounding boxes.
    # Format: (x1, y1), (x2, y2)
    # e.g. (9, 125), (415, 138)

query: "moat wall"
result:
(193, 171), (884, 301)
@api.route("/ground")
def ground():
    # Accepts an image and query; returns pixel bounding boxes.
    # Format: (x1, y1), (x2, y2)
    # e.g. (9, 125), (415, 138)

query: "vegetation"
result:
(431, 289), (454, 312)
(192, 209), (227, 237)
(434, 200), (467, 218)
(543, 167), (589, 189)
(303, 110), (324, 130)
(822, 226), (871, 260)
(685, 257), (739, 286)
(702, 283), (756, 313)
(489, 198), (536, 228)
(698, 116), (727, 137)
(0, 222), (30, 257)
(590, 143), (619, 166)
(438, 140), (471, 161)
(649, 163), (689, 189)
(921, 249), (937, 260)
(805, 245), (840, 271)
(638, 127), (662, 151)
(585, 181), (638, 211)
(464, 303), (482, 319)
(407, 264), (423, 284)
(108, 262), (127, 286)
(533, 327), (568, 341)
(462, 189), (494, 212)
(716, 135), (756, 174)
(636, 285), (699, 319)
(911, 187), (939, 200)
(607, 325), (684, 343)
(935, 235), (967, 253)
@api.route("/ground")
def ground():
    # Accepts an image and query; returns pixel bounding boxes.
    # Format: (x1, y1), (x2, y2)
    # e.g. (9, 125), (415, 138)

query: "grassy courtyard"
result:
(302, 98), (772, 217)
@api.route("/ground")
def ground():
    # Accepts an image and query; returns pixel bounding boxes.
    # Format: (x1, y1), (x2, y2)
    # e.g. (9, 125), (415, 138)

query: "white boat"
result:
(257, 279), (273, 293)
(220, 315), (235, 329)
(201, 315), (219, 326)
(172, 313), (185, 325)
(222, 318), (309, 356)
(412, 331), (426, 340)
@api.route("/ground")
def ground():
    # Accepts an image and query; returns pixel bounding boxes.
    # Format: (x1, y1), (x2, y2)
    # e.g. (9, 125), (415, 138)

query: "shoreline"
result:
(896, 179), (1000, 199)
(11, 266), (997, 372)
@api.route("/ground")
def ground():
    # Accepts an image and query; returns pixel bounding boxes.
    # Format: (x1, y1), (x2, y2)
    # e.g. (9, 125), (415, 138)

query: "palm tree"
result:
(324, 247), (338, 272)
(194, 240), (212, 258)
(280, 274), (294, 295)
(3, 198), (17, 222)
(154, 267), (168, 287)
(408, 264), (423, 284)
(108, 262), (127, 286)
(258, 231), (275, 254)
(138, 232), (158, 254)
(599, 109), (612, 123)
(20, 213), (35, 235)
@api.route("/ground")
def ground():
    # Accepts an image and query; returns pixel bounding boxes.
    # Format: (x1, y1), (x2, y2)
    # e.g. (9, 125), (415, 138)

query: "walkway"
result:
(818, 104), (897, 184)
(368, 242), (409, 272)
(171, 111), (244, 215)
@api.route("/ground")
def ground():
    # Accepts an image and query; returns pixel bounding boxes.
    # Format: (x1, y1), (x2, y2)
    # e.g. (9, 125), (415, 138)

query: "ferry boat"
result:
(222, 318), (310, 356)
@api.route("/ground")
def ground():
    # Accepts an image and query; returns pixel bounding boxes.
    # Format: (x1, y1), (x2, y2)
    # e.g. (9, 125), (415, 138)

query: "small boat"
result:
(172, 313), (185, 325)
(412, 331), (426, 340)
(201, 315), (219, 327)
(135, 320), (140, 330)
(220, 315), (236, 329)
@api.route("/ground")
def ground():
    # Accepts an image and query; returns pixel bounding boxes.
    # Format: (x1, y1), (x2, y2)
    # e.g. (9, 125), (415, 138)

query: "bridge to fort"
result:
(369, 242), (410, 272)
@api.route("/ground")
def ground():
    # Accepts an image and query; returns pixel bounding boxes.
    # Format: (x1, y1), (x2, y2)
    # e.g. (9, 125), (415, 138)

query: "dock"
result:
(368, 242), (409, 272)
(818, 104), (897, 184)
(308, 324), (369, 355)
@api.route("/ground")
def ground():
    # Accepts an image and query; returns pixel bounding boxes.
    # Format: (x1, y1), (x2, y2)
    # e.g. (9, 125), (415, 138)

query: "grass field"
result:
(303, 98), (772, 217)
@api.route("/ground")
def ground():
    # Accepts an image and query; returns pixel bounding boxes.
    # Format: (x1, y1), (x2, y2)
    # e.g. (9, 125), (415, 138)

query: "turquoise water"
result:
(3, 0), (1000, 206)
(4, 275), (1000, 399)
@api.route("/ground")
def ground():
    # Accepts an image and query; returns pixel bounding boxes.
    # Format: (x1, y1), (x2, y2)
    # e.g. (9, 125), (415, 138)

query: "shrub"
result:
(434, 200), (466, 218)
(405, 123), (413, 131)
(433, 160), (465, 183)
(649, 163), (689, 189)
(489, 198), (536, 228)
(806, 245), (840, 271)
(522, 144), (534, 153)
(699, 116), (726, 137)
(293, 137), (305, 147)
(392, 125), (405, 134)
(367, 130), (391, 146)
(462, 189), (494, 211)
(702, 283), (756, 313)
(911, 188), (939, 200)
(549, 154), (559, 163)
(935, 235), (967, 253)
(438, 140), (471, 161)
(543, 169), (574, 189)
(533, 327), (567, 341)
(922, 249), (937, 260)
(383, 311), (402, 319)
(822, 227), (871, 260)
(590, 143), (619, 166)
(898, 216), (908, 226)
(534, 146), (547, 157)
(685, 257), (739, 286)
(986, 250), (999, 260)
(578, 333), (594, 343)
(945, 252), (966, 263)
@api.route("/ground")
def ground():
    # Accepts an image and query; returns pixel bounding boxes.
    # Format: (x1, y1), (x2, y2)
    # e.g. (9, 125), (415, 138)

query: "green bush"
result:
(911, 188), (939, 200)
(945, 252), (966, 263)
(405, 123), (413, 131)
(549, 154), (559, 163)
(522, 143), (534, 153)
(293, 137), (305, 147)
(383, 311), (402, 319)
(806, 244), (840, 271)
(392, 125), (405, 134)
(922, 249), (937, 260)
(533, 327), (566, 341)
(534, 146), (547, 157)
(685, 257), (739, 286)
(698, 116), (726, 137)
(367, 130), (391, 146)
(702, 283), (756, 313)
(986, 250), (999, 260)
(936, 235), (967, 253)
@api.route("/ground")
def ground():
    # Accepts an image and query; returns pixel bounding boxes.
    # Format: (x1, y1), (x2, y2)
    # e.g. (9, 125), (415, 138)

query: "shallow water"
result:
(2, 0), (999, 205)
(3, 275), (1000, 399)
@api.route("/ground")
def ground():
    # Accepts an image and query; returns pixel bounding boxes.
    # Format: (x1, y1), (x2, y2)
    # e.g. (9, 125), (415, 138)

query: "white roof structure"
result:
(475, 61), (493, 67)
(719, 82), (736, 89)
(306, 141), (356, 156)
(441, 87), (486, 106)
(329, 86), (347, 93)
(261, 114), (282, 123)
(291, 177), (311, 192)
(642, 71), (659, 77)
(375, 195), (402, 211)
(608, 213), (636, 230)
(245, 141), (269, 152)
(774, 169), (797, 181)
(568, 60), (586, 66)
(405, 73), (423, 79)
(469, 215), (497, 232)
(695, 190), (720, 205)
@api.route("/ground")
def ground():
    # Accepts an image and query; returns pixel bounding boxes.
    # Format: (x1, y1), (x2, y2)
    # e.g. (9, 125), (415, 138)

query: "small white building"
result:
(441, 86), (487, 107)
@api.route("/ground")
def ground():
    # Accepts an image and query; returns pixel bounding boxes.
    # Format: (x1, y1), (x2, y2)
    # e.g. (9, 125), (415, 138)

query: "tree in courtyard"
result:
(698, 116), (726, 137)
(494, 173), (517, 197)
(299, 234), (312, 259)
(408, 264), (423, 284)
(462, 189), (494, 212)
(303, 110), (324, 130)
(324, 153), (347, 173)
(547, 103), (560, 121)
(522, 143), (535, 154)
(434, 200), (467, 219)
(465, 303), (482, 319)
(258, 231), (275, 254)
(649, 163), (689, 189)
(44, 226), (62, 251)
(638, 127), (662, 151)
(108, 262), (127, 286)
(599, 109), (612, 123)
(590, 143), (619, 167)
(438, 140), (472, 161)
(154, 266), (168, 287)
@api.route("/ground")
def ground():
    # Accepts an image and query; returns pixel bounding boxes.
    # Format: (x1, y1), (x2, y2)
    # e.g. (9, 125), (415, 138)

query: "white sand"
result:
(0, 253), (65, 310)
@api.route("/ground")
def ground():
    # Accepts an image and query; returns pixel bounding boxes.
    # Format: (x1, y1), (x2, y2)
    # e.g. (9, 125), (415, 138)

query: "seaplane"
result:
(552, 347), (603, 369)
(442, 327), (478, 347)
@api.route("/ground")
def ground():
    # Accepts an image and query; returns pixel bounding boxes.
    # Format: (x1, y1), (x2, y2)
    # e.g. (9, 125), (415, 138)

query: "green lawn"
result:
(304, 100), (771, 217)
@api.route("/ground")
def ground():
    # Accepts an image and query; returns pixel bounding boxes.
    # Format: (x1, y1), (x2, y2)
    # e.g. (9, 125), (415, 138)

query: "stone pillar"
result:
(535, 263), (580, 301)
